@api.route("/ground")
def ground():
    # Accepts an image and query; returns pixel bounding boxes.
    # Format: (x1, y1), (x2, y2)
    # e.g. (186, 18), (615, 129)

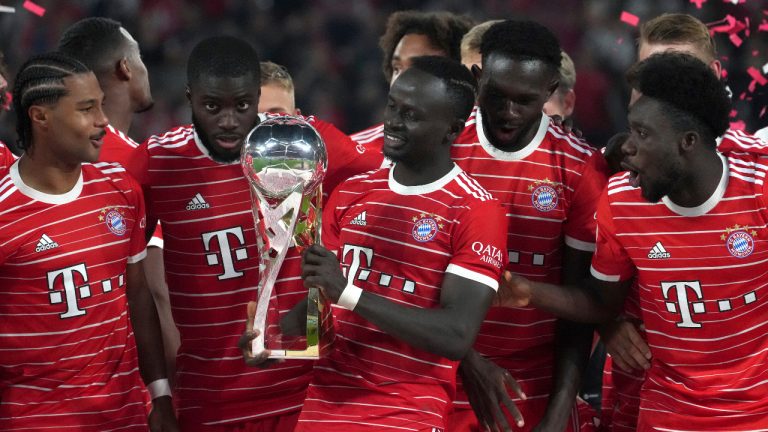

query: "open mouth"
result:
(383, 133), (406, 150)
(215, 135), (242, 149)
(90, 131), (106, 148)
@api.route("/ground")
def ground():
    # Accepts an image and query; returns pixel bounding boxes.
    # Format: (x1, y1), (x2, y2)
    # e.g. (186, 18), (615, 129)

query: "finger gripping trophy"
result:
(242, 116), (332, 359)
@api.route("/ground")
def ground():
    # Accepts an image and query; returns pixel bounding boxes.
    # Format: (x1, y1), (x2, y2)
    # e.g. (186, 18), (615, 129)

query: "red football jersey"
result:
(127, 115), (382, 427)
(349, 123), (384, 157)
(449, 108), (609, 416)
(0, 161), (149, 431)
(100, 124), (140, 166)
(295, 164), (506, 432)
(592, 145), (768, 430)
(0, 140), (16, 172)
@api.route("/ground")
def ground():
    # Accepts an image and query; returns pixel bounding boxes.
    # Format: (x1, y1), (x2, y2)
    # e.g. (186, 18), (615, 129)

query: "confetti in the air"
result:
(0, 5), (15, 13)
(22, 0), (45, 16)
(690, 0), (706, 8)
(620, 11), (640, 27)
(763, 62), (768, 75)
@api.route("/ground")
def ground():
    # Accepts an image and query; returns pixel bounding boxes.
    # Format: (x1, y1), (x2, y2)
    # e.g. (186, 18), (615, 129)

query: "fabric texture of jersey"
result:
(296, 164), (506, 432)
(0, 140), (16, 172)
(0, 161), (149, 431)
(591, 139), (768, 431)
(449, 107), (609, 424)
(126, 114), (381, 427)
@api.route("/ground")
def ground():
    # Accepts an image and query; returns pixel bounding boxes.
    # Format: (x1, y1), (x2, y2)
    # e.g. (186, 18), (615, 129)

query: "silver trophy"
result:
(242, 116), (332, 359)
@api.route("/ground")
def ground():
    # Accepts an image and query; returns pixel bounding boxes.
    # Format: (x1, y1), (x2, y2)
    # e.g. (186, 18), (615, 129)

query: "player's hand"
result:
(549, 114), (582, 138)
(238, 301), (282, 368)
(460, 349), (525, 431)
(148, 396), (178, 432)
(301, 244), (346, 303)
(599, 318), (651, 372)
(494, 271), (532, 308)
(603, 132), (629, 175)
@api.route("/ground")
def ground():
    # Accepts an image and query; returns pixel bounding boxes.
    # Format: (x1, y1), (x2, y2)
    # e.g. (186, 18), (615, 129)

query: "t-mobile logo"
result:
(342, 244), (373, 283)
(661, 281), (705, 328)
(202, 227), (248, 280)
(47, 263), (90, 319)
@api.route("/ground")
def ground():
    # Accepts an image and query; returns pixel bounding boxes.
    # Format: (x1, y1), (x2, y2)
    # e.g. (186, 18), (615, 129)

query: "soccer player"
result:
(58, 17), (154, 166)
(58, 16), (175, 378)
(0, 52), (176, 431)
(126, 35), (382, 431)
(502, 51), (768, 431)
(448, 20), (609, 431)
(259, 61), (299, 115)
(350, 11), (473, 153)
(292, 55), (505, 432)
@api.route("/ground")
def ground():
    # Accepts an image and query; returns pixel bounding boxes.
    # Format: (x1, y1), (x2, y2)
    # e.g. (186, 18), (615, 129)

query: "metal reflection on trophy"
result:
(242, 116), (332, 360)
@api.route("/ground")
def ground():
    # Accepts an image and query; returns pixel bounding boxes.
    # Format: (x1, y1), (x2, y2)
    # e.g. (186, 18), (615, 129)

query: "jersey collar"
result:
(662, 152), (728, 217)
(475, 109), (549, 161)
(10, 159), (83, 205)
(388, 163), (462, 195)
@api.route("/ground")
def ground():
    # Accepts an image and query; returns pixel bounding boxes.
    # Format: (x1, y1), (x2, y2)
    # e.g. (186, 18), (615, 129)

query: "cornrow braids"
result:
(13, 52), (90, 150)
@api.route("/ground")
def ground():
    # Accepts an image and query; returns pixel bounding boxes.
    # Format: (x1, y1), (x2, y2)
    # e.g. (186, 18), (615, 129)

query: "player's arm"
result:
(540, 245), (594, 430)
(126, 260), (179, 431)
(302, 244), (495, 360)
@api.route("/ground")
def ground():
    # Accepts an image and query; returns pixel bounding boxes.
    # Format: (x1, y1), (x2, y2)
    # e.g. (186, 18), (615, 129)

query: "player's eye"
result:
(237, 101), (251, 111)
(204, 102), (218, 112)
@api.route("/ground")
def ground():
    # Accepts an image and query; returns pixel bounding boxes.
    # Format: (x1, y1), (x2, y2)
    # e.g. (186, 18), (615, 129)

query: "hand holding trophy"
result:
(241, 116), (332, 360)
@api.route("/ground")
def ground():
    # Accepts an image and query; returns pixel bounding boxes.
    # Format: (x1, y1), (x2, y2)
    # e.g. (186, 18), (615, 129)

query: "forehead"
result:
(390, 69), (447, 105)
(628, 96), (664, 124)
(191, 74), (259, 96)
(482, 54), (553, 88)
(638, 42), (703, 62)
(395, 33), (444, 57)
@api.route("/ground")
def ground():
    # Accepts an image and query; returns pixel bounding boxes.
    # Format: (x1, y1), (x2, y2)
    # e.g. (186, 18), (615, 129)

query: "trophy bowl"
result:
(242, 116), (327, 201)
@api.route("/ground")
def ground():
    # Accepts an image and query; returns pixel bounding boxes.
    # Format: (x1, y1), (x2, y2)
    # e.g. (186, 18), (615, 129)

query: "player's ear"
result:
(679, 130), (698, 154)
(445, 117), (465, 144)
(116, 57), (131, 82)
(28, 105), (49, 128)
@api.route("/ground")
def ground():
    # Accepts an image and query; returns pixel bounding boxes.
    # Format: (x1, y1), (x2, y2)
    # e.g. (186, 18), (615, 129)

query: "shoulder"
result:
(145, 125), (195, 152)
(543, 120), (600, 159)
(604, 172), (642, 202)
(718, 129), (768, 154)
(84, 162), (142, 192)
(336, 166), (388, 192)
(350, 123), (384, 144)
(105, 124), (140, 149)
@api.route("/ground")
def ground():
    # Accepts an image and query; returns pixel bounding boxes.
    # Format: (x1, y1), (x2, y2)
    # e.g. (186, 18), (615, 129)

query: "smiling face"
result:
(188, 73), (261, 163)
(39, 72), (109, 163)
(383, 68), (456, 167)
(476, 54), (558, 151)
(622, 96), (684, 202)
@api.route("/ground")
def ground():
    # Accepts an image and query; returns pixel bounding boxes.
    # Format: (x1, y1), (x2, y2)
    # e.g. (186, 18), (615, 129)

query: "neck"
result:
(102, 84), (133, 133)
(667, 150), (723, 207)
(19, 145), (81, 194)
(392, 153), (454, 186)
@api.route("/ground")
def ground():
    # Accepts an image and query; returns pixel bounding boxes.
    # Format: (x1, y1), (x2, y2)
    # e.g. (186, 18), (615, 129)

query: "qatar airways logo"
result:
(471, 241), (503, 269)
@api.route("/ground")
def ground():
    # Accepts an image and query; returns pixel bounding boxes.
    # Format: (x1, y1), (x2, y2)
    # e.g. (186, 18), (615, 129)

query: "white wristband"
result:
(147, 378), (172, 400)
(337, 283), (363, 311)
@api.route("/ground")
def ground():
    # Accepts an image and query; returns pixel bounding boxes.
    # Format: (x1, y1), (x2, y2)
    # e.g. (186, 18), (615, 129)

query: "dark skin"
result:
(242, 68), (496, 364)
(497, 95), (724, 323)
(463, 54), (593, 432)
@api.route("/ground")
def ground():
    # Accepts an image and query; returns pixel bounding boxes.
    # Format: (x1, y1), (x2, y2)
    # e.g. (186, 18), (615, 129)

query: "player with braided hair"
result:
(0, 52), (177, 431)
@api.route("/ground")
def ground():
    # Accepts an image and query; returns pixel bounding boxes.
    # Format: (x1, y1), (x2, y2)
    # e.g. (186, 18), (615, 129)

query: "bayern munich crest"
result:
(101, 207), (127, 236)
(412, 213), (444, 242)
(529, 178), (564, 212)
(721, 224), (756, 258)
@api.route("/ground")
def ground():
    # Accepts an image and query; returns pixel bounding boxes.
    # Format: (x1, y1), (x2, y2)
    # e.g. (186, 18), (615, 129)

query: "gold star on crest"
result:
(530, 178), (565, 194)
(721, 224), (759, 240)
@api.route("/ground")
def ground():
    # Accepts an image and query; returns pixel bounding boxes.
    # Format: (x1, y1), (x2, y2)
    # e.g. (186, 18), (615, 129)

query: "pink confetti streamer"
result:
(690, 0), (706, 8)
(22, 0), (45, 17)
(620, 11), (639, 27)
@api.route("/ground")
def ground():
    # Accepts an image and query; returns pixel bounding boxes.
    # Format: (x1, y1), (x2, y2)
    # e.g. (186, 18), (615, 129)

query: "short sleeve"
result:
(124, 140), (151, 187)
(563, 151), (610, 252)
(445, 198), (507, 291)
(310, 117), (384, 195)
(589, 189), (635, 282)
(124, 173), (148, 264)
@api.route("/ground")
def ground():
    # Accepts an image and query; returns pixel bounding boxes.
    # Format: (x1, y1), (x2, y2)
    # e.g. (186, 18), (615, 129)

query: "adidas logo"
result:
(35, 234), (59, 252)
(350, 211), (367, 226)
(648, 241), (670, 259)
(186, 193), (211, 210)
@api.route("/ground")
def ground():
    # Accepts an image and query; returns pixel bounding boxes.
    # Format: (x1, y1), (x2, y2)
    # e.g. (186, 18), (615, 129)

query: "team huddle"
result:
(0, 9), (767, 432)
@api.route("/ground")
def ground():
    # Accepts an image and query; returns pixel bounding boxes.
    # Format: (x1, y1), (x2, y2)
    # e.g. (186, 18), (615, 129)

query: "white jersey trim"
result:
(755, 126), (768, 142)
(564, 235), (596, 252)
(662, 153), (728, 217)
(388, 163), (462, 195)
(127, 248), (147, 264)
(590, 265), (621, 282)
(445, 263), (499, 291)
(192, 128), (240, 165)
(11, 160), (83, 205)
(475, 108), (549, 161)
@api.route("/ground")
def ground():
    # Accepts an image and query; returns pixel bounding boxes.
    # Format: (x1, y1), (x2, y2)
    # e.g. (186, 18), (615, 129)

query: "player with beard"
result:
(500, 52), (768, 432)
(448, 20), (609, 432)
(350, 11), (473, 156)
(0, 52), (176, 431)
(292, 55), (505, 432)
(126, 36), (382, 431)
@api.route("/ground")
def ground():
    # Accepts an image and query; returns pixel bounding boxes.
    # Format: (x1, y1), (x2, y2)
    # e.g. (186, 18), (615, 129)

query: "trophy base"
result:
(268, 345), (319, 360)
